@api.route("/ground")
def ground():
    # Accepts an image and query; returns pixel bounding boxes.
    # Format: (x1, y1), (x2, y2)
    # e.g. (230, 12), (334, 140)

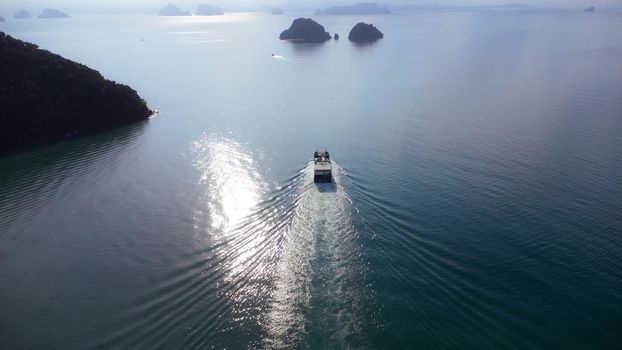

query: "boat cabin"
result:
(313, 148), (332, 182)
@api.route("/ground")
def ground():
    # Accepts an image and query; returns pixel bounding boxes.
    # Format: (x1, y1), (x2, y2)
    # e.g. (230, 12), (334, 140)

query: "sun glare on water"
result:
(192, 134), (265, 233)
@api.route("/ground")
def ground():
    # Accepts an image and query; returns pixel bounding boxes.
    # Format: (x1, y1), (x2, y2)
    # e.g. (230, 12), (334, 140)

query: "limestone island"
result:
(584, 6), (596, 12)
(196, 4), (224, 16)
(272, 8), (285, 15)
(0, 32), (152, 154)
(38, 8), (70, 18)
(348, 22), (383, 43)
(0, 16), (5, 22)
(316, 2), (390, 15)
(14, 9), (31, 19)
(279, 18), (331, 43)
(159, 4), (191, 16)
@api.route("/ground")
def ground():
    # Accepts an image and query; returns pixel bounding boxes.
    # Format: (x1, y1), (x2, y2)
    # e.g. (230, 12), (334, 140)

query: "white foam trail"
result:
(265, 162), (368, 348)
(188, 148), (370, 347)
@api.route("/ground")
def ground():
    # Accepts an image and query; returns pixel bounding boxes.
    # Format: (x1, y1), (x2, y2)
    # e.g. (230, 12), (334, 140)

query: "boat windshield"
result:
(314, 149), (330, 163)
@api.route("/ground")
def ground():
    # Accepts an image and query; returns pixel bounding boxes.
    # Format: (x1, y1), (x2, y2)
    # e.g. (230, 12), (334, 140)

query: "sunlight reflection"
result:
(192, 133), (265, 233)
(191, 133), (272, 284)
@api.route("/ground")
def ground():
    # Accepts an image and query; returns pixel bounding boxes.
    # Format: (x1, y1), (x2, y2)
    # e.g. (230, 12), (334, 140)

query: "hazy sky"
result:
(1, 0), (619, 14)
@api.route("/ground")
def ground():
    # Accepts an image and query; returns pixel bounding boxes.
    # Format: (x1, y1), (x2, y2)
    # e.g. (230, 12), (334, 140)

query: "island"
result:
(348, 22), (383, 43)
(316, 2), (390, 15)
(0, 16), (5, 22)
(386, 3), (536, 11)
(158, 4), (191, 16)
(584, 6), (596, 12)
(14, 9), (31, 19)
(279, 18), (331, 43)
(38, 8), (70, 18)
(0, 32), (152, 153)
(334, 33), (339, 40)
(195, 4), (224, 16)
(271, 8), (285, 15)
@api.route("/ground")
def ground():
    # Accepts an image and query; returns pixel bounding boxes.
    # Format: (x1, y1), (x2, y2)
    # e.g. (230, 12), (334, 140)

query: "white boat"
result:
(313, 148), (332, 182)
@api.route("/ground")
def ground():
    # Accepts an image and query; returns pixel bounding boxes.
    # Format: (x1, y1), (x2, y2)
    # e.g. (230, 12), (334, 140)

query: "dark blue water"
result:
(1, 10), (622, 349)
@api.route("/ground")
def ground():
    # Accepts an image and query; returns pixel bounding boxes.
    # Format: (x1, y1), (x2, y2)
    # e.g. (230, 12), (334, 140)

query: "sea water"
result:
(1, 10), (622, 348)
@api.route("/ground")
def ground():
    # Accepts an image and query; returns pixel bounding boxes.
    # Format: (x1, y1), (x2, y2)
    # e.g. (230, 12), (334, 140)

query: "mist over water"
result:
(1, 10), (622, 349)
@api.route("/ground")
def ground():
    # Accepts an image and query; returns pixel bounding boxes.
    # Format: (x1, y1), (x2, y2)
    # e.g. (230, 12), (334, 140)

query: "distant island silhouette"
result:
(14, 9), (31, 19)
(272, 8), (285, 15)
(280, 18), (331, 43)
(316, 2), (390, 15)
(0, 32), (152, 153)
(159, 3), (191, 16)
(349, 22), (383, 43)
(195, 4), (224, 16)
(584, 6), (596, 12)
(386, 3), (536, 11)
(38, 8), (70, 19)
(0, 16), (5, 22)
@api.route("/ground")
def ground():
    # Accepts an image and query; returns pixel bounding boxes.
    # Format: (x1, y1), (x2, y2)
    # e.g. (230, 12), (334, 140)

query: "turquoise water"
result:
(1, 11), (622, 349)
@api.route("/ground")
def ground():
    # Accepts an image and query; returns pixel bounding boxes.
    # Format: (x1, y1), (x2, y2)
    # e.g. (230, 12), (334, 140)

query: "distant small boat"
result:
(313, 148), (332, 182)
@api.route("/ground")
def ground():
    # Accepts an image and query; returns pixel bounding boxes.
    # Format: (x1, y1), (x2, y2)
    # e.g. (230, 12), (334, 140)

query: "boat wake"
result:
(112, 136), (374, 349)
(190, 140), (372, 347)
(263, 162), (371, 349)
